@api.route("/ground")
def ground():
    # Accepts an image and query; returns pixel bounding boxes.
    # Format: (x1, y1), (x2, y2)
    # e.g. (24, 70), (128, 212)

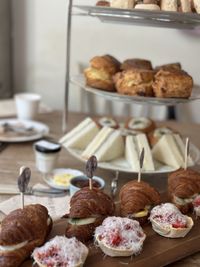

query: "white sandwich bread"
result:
(82, 127), (124, 161)
(193, 0), (200, 13)
(161, 0), (178, 11)
(125, 133), (155, 171)
(152, 134), (194, 169)
(149, 203), (194, 238)
(110, 0), (135, 9)
(135, 3), (160, 10)
(95, 216), (146, 257)
(179, 0), (192, 12)
(59, 117), (99, 150)
(32, 236), (88, 267)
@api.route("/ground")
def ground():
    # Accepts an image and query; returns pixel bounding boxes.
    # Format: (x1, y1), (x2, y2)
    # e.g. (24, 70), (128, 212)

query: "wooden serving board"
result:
(22, 215), (200, 267)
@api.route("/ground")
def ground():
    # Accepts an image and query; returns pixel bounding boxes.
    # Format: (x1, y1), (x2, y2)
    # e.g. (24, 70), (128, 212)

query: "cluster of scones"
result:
(96, 0), (200, 14)
(60, 116), (194, 171)
(84, 54), (194, 99)
(1, 166), (199, 266)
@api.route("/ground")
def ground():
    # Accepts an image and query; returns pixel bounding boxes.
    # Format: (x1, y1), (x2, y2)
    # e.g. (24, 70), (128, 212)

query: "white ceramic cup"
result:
(15, 93), (41, 120)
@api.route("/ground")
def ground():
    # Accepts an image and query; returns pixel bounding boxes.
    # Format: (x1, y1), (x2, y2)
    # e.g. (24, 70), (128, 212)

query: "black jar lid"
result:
(34, 140), (61, 153)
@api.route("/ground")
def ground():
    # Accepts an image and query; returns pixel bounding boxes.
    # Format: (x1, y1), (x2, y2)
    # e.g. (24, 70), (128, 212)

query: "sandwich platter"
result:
(67, 142), (200, 175)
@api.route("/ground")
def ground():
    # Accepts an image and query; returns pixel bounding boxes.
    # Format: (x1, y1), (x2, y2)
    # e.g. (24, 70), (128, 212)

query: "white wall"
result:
(12, 0), (200, 121)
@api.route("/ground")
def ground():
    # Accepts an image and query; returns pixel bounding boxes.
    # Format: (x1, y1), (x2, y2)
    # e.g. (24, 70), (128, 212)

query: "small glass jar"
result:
(34, 140), (61, 174)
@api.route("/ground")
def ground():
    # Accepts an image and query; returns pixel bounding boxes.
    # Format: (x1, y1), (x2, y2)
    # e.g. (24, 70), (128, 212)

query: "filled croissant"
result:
(65, 187), (115, 242)
(168, 168), (200, 214)
(119, 180), (161, 224)
(0, 204), (52, 267)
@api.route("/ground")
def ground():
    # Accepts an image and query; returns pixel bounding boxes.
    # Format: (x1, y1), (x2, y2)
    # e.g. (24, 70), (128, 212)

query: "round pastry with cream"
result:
(98, 116), (119, 129)
(193, 195), (200, 216)
(148, 126), (174, 146)
(149, 203), (194, 238)
(95, 216), (146, 257)
(125, 117), (155, 134)
(32, 236), (88, 267)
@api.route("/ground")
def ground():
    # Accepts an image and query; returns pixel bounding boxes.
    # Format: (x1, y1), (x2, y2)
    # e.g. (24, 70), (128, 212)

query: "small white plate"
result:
(0, 118), (49, 142)
(43, 168), (84, 190)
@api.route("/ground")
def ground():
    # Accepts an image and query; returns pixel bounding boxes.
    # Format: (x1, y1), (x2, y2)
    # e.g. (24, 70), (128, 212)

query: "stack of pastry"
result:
(0, 204), (52, 267)
(64, 187), (115, 242)
(119, 180), (161, 224)
(168, 168), (200, 213)
(84, 55), (194, 99)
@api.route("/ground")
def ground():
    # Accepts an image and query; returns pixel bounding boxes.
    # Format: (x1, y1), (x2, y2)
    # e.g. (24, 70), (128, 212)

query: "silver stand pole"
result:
(63, 0), (73, 132)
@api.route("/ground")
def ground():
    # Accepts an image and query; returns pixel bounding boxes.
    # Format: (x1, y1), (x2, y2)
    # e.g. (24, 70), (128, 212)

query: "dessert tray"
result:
(71, 75), (200, 106)
(74, 5), (200, 29)
(22, 205), (200, 267)
(66, 142), (200, 175)
(0, 119), (49, 142)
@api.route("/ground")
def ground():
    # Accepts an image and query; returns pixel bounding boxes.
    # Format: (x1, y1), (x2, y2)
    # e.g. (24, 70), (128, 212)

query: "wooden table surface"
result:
(0, 111), (200, 267)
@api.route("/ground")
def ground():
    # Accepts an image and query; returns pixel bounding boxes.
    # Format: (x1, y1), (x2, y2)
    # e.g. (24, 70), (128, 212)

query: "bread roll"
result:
(135, 3), (160, 10)
(110, 0), (135, 9)
(193, 0), (200, 13)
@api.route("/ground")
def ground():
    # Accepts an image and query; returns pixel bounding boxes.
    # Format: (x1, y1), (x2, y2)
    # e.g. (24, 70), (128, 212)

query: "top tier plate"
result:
(74, 5), (200, 29)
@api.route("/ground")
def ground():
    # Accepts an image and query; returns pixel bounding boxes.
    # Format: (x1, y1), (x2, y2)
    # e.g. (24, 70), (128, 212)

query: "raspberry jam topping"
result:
(193, 195), (200, 208)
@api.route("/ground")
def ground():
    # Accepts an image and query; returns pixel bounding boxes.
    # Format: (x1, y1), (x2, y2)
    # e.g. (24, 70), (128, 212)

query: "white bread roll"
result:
(110, 0), (135, 9)
(135, 3), (160, 10)
(149, 203), (194, 238)
(161, 0), (178, 11)
(193, 0), (200, 13)
(179, 0), (192, 12)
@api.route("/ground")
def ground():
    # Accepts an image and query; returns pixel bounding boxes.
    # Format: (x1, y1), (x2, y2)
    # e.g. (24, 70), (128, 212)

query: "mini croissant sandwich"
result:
(64, 187), (115, 242)
(193, 195), (200, 217)
(0, 204), (52, 267)
(168, 168), (200, 214)
(119, 180), (161, 225)
(95, 216), (146, 257)
(32, 236), (88, 267)
(149, 203), (194, 238)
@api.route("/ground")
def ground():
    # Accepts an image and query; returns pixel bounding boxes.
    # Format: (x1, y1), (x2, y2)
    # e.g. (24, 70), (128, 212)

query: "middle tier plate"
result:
(66, 143), (199, 175)
(71, 75), (200, 106)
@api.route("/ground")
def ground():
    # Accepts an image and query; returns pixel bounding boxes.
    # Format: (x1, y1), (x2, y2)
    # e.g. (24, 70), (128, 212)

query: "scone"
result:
(161, 0), (178, 11)
(84, 55), (120, 92)
(114, 69), (154, 96)
(149, 203), (194, 238)
(152, 69), (193, 98)
(95, 217), (146, 257)
(135, 3), (160, 10)
(110, 0), (135, 9)
(121, 58), (153, 71)
(125, 116), (155, 133)
(155, 62), (182, 72)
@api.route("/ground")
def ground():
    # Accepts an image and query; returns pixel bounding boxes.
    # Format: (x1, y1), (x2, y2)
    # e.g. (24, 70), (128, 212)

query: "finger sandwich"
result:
(152, 134), (194, 169)
(82, 127), (124, 161)
(59, 117), (99, 150)
(125, 133), (155, 171)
